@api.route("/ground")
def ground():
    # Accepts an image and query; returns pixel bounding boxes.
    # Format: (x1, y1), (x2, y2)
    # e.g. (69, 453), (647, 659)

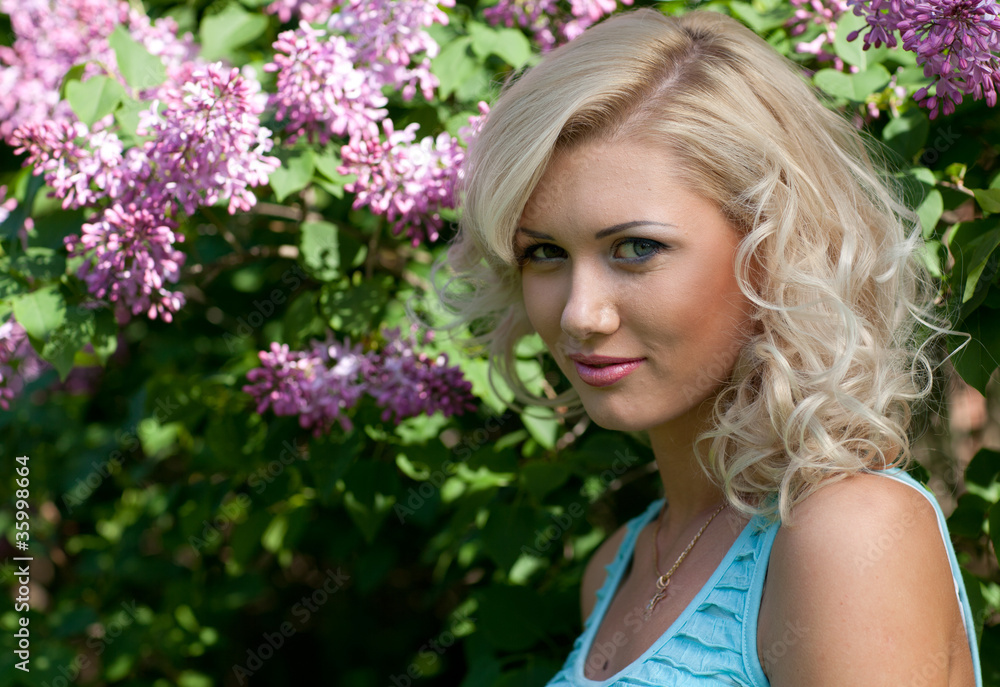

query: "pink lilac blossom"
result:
(0, 0), (197, 143)
(266, 24), (388, 144)
(265, 0), (452, 143)
(264, 0), (339, 23)
(366, 327), (477, 424)
(339, 121), (464, 246)
(134, 63), (280, 215)
(0, 319), (48, 411)
(243, 337), (374, 435)
(484, 0), (631, 51)
(10, 119), (126, 210)
(847, 0), (1000, 117)
(243, 328), (477, 432)
(326, 0), (454, 101)
(787, 0), (854, 70)
(63, 202), (187, 322)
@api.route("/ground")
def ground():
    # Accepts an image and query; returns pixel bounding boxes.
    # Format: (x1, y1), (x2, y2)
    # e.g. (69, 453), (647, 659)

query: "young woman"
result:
(436, 8), (982, 686)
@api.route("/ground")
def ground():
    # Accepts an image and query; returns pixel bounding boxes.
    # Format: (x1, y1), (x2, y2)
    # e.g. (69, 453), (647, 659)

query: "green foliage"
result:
(1, 0), (999, 686)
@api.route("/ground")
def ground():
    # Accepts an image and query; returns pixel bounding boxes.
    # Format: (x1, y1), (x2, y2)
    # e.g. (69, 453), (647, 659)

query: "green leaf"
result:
(91, 308), (118, 365)
(814, 65), (890, 102)
(10, 247), (66, 282)
(299, 220), (340, 281)
(973, 189), (1000, 216)
(947, 492), (990, 538)
(41, 306), (95, 380)
(0, 273), (28, 301)
(949, 219), (1000, 304)
(520, 406), (559, 451)
(12, 285), (67, 340)
(319, 277), (392, 338)
(476, 586), (550, 651)
(917, 189), (943, 238)
(342, 461), (398, 543)
(66, 75), (126, 127)
(108, 25), (166, 91)
(949, 307), (1000, 394)
(313, 150), (354, 198)
(114, 97), (148, 146)
(269, 150), (315, 203)
(468, 22), (531, 69)
(728, 1), (792, 33)
(882, 108), (929, 162)
(834, 11), (887, 69)
(58, 63), (87, 100)
(481, 504), (541, 570)
(0, 171), (44, 241)
(199, 4), (269, 62)
(989, 503), (1000, 568)
(431, 36), (476, 100)
(966, 448), (1000, 488)
(520, 462), (570, 502)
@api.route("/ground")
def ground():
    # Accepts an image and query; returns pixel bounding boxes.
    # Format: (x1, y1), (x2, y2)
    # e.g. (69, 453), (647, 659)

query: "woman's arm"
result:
(762, 473), (974, 686)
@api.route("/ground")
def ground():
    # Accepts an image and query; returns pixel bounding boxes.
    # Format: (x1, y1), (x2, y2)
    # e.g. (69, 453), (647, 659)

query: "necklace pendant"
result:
(643, 583), (670, 620)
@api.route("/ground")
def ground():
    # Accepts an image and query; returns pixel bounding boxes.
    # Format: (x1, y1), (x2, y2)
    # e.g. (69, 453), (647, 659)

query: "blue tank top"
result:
(543, 467), (983, 686)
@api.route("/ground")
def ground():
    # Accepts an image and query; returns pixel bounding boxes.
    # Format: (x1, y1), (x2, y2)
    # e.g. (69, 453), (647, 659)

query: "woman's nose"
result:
(560, 267), (619, 341)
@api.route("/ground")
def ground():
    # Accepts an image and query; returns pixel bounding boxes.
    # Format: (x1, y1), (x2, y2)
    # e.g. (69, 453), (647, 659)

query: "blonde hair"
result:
(429, 8), (946, 525)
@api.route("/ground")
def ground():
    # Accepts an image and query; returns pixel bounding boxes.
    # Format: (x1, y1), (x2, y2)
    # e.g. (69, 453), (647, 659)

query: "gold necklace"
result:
(642, 501), (727, 620)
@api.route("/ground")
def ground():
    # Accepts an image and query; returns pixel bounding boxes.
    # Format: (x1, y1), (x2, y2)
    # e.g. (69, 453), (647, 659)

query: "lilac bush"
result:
(243, 328), (476, 435)
(848, 0), (1000, 117)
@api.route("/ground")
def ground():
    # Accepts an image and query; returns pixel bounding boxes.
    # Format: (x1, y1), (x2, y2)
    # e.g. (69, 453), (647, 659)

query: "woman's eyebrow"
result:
(516, 220), (676, 241)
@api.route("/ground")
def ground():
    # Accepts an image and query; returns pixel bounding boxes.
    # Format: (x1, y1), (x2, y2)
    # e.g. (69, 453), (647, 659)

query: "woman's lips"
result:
(572, 359), (644, 387)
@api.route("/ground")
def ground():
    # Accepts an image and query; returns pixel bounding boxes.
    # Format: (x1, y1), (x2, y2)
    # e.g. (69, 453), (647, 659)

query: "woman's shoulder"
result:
(760, 469), (969, 686)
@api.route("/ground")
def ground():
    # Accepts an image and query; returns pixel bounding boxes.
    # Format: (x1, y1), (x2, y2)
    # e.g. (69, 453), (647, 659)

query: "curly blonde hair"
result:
(430, 8), (945, 525)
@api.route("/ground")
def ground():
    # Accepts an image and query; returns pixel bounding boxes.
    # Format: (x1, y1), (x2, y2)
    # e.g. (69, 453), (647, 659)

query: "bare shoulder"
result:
(580, 520), (631, 625)
(761, 471), (972, 686)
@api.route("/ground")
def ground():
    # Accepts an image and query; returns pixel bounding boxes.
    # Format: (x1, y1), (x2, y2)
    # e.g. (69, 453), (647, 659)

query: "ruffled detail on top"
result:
(546, 499), (777, 687)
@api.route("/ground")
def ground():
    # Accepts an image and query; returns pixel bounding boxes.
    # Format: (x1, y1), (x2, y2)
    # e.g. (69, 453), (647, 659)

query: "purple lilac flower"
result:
(847, 0), (1000, 118)
(243, 338), (374, 435)
(266, 23), (388, 144)
(327, 0), (455, 101)
(63, 202), (187, 322)
(484, 0), (560, 50)
(135, 63), (280, 215)
(484, 0), (632, 51)
(265, 0), (452, 143)
(366, 327), (478, 424)
(244, 328), (477, 432)
(264, 0), (339, 23)
(11, 120), (126, 210)
(339, 121), (464, 246)
(0, 0), (197, 144)
(0, 319), (48, 411)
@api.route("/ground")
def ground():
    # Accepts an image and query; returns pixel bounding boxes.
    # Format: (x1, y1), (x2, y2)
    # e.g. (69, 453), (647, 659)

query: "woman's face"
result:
(516, 138), (756, 432)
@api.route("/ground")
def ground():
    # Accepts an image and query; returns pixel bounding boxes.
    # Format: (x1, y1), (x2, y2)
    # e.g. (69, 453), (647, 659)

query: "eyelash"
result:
(515, 238), (668, 266)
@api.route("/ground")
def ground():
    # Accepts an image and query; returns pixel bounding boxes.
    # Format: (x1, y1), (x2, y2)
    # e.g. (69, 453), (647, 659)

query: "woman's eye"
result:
(615, 238), (662, 260)
(518, 243), (564, 263)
